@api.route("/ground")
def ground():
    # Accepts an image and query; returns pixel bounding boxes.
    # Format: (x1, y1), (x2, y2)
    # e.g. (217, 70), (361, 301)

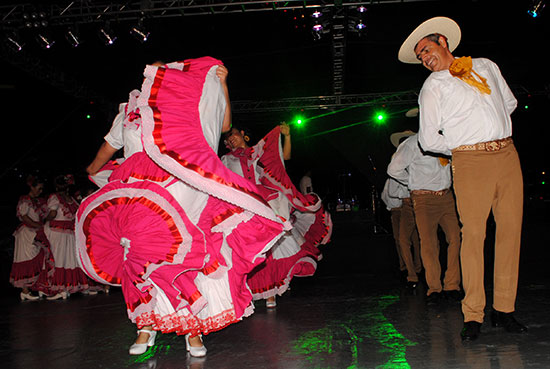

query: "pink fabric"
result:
(76, 57), (286, 336)
(139, 58), (288, 226)
(224, 126), (333, 298)
(77, 180), (205, 286)
(88, 158), (122, 187)
(109, 152), (172, 183)
(255, 127), (322, 212)
(247, 248), (318, 299)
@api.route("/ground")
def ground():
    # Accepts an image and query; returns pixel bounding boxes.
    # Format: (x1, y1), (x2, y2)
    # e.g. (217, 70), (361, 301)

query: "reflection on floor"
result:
(1, 209), (549, 369)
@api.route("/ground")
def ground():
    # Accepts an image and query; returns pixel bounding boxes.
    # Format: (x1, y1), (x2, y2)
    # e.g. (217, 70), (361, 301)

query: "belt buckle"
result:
(486, 141), (500, 151)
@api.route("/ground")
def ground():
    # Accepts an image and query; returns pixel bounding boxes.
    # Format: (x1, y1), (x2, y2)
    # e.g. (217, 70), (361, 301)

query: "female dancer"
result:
(36, 174), (97, 299)
(221, 123), (332, 307)
(10, 175), (47, 301)
(78, 58), (287, 356)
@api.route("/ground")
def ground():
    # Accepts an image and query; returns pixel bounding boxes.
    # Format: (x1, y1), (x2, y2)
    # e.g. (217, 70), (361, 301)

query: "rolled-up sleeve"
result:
(387, 141), (413, 187)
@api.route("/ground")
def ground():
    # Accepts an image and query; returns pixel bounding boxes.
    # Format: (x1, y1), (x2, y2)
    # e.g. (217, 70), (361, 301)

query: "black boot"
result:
(490, 309), (527, 333)
(461, 321), (482, 341)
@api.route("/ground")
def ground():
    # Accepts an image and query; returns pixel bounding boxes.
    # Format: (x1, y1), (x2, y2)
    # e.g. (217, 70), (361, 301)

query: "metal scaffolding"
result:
(1, 1), (441, 97)
(2, 1), (542, 115)
(0, 1), (436, 26)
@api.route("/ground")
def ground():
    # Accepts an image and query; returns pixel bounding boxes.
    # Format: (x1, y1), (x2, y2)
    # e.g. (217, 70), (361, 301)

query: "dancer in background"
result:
(9, 175), (47, 301)
(222, 123), (332, 308)
(79, 58), (287, 356)
(36, 174), (97, 300)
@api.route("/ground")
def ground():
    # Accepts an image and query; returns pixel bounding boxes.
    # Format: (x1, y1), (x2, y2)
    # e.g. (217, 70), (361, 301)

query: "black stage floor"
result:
(1, 207), (549, 369)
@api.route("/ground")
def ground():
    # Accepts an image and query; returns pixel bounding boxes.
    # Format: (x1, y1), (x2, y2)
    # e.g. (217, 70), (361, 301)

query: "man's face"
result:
(414, 37), (453, 72)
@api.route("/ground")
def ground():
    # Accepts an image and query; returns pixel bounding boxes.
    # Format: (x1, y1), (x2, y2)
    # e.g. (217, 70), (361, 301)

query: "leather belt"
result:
(411, 189), (450, 196)
(452, 137), (512, 153)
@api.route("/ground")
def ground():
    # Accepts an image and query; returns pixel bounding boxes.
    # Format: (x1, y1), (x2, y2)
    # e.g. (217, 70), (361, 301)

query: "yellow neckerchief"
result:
(449, 56), (491, 95)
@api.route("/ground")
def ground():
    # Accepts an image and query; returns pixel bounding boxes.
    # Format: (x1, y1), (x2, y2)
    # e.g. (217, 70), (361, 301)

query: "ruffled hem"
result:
(34, 267), (93, 294)
(134, 308), (242, 337)
(248, 253), (318, 299)
(293, 208), (333, 248)
(9, 249), (45, 288)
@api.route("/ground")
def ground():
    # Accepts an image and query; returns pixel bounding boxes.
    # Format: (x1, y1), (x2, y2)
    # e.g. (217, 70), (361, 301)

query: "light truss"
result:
(0, 1), (436, 28)
(232, 90), (420, 113)
(231, 85), (544, 113)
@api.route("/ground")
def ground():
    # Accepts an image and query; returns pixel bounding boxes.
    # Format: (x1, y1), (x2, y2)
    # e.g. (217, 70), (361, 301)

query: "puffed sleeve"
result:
(104, 103), (127, 150)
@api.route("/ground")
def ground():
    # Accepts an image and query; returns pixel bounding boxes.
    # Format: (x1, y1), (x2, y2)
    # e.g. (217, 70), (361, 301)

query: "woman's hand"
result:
(280, 122), (290, 137)
(216, 65), (228, 84)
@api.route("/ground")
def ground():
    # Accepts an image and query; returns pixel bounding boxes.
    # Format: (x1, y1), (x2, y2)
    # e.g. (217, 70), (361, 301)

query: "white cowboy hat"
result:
(390, 130), (416, 148)
(405, 107), (419, 118)
(398, 16), (461, 64)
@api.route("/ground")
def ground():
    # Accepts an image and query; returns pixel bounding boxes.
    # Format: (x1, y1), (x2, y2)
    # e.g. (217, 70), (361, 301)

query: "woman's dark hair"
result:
(54, 174), (74, 191)
(26, 174), (43, 188)
(223, 125), (254, 143)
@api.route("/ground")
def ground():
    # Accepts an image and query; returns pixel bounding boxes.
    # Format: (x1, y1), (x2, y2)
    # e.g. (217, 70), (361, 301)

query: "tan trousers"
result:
(412, 190), (461, 295)
(390, 208), (406, 271)
(398, 198), (422, 282)
(452, 144), (523, 323)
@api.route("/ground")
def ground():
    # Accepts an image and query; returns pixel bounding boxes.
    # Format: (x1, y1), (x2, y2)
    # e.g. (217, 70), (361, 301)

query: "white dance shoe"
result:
(185, 334), (207, 357)
(129, 329), (157, 355)
(20, 292), (39, 301)
(266, 296), (277, 308)
(46, 291), (69, 300)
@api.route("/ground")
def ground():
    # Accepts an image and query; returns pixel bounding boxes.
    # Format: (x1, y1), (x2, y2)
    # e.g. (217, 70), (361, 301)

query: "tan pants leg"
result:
(412, 194), (438, 295)
(412, 225), (422, 273)
(412, 191), (461, 295)
(390, 208), (406, 271)
(438, 191), (462, 292)
(452, 144), (523, 323)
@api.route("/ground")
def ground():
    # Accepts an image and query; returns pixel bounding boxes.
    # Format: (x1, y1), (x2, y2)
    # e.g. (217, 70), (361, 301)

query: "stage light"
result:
(292, 115), (306, 127)
(65, 28), (82, 48)
(130, 20), (150, 43)
(6, 34), (24, 52)
(312, 10), (323, 18)
(528, 0), (545, 17)
(374, 111), (387, 125)
(357, 6), (367, 13)
(356, 21), (366, 30)
(312, 23), (323, 40)
(98, 25), (117, 45)
(36, 33), (55, 49)
(130, 26), (149, 42)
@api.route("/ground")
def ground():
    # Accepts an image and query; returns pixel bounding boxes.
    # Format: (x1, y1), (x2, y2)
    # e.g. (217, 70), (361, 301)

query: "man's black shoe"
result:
(490, 309), (527, 333)
(461, 321), (482, 341)
(443, 289), (464, 303)
(425, 292), (442, 305)
(404, 281), (418, 295)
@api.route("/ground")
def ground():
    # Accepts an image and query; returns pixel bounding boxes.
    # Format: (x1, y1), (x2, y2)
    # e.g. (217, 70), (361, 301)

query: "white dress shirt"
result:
(387, 134), (452, 192)
(418, 58), (517, 155)
(381, 177), (410, 210)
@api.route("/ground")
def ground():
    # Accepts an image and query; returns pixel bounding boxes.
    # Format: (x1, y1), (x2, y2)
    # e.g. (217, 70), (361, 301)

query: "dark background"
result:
(0, 0), (548, 232)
